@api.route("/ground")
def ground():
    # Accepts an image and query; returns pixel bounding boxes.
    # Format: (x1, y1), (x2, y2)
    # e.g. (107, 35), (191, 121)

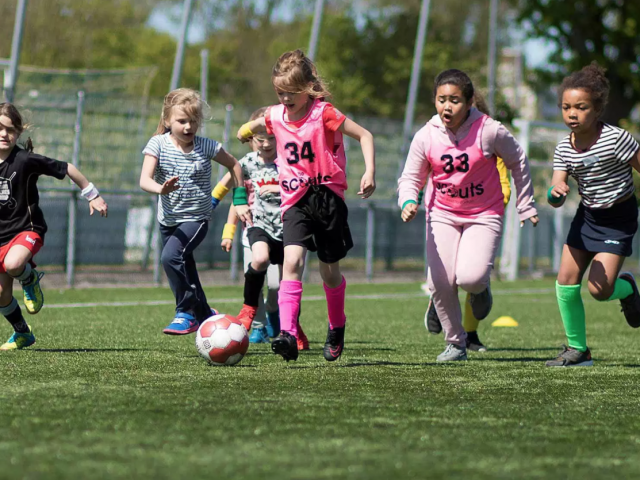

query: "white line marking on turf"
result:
(38, 288), (556, 309)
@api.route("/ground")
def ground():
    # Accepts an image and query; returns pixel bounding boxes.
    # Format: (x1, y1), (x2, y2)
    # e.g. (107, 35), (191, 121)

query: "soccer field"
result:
(2, 279), (640, 480)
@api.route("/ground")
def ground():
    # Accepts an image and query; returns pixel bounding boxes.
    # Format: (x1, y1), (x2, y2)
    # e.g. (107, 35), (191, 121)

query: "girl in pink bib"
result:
(398, 69), (538, 362)
(237, 49), (376, 362)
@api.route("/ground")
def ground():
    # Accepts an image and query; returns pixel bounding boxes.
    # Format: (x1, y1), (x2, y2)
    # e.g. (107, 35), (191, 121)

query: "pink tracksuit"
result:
(398, 108), (537, 346)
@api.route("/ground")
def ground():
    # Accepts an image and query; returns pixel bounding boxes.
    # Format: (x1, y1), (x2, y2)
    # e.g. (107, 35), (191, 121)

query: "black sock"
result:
(244, 265), (267, 308)
(1, 299), (28, 333)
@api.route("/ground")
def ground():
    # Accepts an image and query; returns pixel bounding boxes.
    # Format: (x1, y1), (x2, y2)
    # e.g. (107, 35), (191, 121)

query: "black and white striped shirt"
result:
(143, 133), (221, 226)
(554, 123), (639, 209)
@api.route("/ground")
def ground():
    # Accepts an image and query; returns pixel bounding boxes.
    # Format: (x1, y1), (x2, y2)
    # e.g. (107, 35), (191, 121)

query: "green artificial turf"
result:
(1, 280), (640, 479)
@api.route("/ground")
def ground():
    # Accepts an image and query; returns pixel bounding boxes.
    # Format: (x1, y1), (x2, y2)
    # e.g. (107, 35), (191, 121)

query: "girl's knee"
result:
(251, 255), (270, 271)
(456, 271), (488, 294)
(588, 281), (614, 301)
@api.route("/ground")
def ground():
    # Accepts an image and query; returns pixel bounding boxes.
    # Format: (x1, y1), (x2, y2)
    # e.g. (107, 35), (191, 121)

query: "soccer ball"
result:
(195, 314), (249, 366)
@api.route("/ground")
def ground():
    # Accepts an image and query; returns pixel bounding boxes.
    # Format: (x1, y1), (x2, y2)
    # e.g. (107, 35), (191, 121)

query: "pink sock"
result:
(278, 280), (303, 337)
(324, 276), (346, 329)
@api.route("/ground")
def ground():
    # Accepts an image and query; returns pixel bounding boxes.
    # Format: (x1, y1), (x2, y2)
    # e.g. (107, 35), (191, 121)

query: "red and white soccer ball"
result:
(195, 314), (249, 366)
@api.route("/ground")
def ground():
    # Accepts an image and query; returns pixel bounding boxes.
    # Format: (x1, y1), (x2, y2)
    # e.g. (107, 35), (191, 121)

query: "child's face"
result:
(0, 115), (20, 154)
(166, 106), (198, 145)
(561, 88), (599, 134)
(252, 133), (276, 160)
(275, 88), (311, 117)
(435, 84), (472, 133)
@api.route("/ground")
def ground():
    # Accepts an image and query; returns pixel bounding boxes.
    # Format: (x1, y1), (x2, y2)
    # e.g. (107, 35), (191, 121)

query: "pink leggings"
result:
(426, 210), (503, 346)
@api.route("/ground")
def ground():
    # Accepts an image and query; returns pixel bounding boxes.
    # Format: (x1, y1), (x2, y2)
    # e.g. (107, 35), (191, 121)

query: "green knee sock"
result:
(604, 278), (634, 301)
(556, 282), (587, 352)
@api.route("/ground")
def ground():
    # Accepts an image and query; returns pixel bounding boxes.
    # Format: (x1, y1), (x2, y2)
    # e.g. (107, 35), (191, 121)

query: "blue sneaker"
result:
(163, 312), (198, 335)
(265, 310), (280, 338)
(1, 327), (36, 350)
(249, 326), (270, 343)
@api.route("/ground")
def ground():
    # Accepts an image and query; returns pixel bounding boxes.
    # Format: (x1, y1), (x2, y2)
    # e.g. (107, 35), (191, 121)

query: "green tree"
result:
(514, 0), (640, 124)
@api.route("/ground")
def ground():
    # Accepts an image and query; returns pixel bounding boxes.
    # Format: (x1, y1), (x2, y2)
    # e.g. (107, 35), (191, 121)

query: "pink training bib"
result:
(269, 100), (348, 213)
(426, 115), (504, 217)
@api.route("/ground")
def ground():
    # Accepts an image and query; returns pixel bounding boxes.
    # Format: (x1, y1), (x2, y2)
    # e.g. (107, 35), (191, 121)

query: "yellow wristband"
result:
(222, 223), (237, 240)
(212, 183), (230, 200)
(239, 122), (254, 139)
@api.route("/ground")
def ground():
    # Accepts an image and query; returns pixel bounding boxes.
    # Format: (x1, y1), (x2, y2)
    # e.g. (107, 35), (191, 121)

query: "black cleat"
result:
(469, 285), (492, 320)
(619, 272), (640, 328)
(545, 345), (593, 367)
(424, 299), (442, 335)
(271, 331), (298, 362)
(323, 326), (345, 362)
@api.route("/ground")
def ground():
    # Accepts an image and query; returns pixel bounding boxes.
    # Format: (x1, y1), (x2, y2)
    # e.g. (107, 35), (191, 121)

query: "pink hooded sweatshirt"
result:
(398, 108), (537, 222)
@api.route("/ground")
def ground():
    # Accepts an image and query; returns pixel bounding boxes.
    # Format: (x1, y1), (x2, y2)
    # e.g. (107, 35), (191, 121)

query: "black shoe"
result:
(323, 326), (345, 362)
(424, 299), (442, 335)
(469, 285), (492, 320)
(271, 331), (298, 362)
(465, 331), (487, 352)
(619, 272), (640, 328)
(545, 345), (593, 367)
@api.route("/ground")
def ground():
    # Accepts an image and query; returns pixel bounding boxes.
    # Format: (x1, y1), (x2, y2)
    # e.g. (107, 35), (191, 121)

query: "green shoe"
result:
(0, 327), (36, 351)
(21, 270), (45, 315)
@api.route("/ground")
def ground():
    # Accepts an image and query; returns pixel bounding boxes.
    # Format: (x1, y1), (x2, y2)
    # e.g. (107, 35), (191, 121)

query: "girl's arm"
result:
(237, 117), (267, 143)
(629, 147), (640, 173)
(491, 123), (538, 225)
(548, 170), (570, 208)
(339, 118), (376, 198)
(213, 148), (252, 225)
(211, 172), (233, 210)
(67, 164), (108, 217)
(221, 204), (239, 252)
(139, 154), (180, 195)
(398, 128), (431, 223)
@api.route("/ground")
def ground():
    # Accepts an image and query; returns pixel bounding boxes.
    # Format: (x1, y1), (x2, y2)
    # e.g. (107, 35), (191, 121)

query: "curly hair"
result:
(558, 62), (610, 115)
(271, 49), (331, 99)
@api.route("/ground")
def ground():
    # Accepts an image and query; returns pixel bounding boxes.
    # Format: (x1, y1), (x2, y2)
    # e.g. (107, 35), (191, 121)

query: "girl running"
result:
(424, 93), (513, 352)
(140, 88), (250, 335)
(398, 69), (538, 362)
(0, 103), (108, 350)
(236, 49), (376, 362)
(546, 62), (640, 367)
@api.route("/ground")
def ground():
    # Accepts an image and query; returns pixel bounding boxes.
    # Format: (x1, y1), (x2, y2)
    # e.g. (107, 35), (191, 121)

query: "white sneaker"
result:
(436, 343), (467, 362)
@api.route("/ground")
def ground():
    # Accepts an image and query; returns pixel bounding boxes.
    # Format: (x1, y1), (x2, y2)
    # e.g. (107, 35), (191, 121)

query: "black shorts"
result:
(247, 227), (284, 265)
(566, 195), (638, 257)
(283, 186), (353, 264)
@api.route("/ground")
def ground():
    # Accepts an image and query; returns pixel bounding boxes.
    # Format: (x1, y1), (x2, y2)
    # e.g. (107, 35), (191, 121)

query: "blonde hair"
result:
(0, 103), (33, 152)
(271, 49), (331, 99)
(155, 88), (208, 135)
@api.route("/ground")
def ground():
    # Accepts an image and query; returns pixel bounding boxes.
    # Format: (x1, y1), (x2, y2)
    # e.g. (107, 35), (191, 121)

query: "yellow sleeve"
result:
(496, 157), (511, 206)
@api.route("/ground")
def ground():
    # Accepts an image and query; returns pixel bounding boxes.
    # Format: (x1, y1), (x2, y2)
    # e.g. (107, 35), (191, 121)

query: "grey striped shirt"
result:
(143, 133), (221, 226)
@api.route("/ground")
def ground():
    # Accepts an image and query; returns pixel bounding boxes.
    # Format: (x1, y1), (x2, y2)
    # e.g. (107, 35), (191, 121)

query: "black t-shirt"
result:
(0, 146), (68, 246)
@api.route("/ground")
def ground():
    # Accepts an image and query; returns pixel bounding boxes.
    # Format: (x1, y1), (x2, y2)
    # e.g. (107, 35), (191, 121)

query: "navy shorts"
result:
(247, 227), (284, 265)
(283, 186), (353, 264)
(566, 195), (638, 257)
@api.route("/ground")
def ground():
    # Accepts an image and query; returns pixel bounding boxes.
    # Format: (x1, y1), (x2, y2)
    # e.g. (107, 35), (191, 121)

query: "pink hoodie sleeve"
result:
(483, 120), (537, 221)
(398, 126), (432, 209)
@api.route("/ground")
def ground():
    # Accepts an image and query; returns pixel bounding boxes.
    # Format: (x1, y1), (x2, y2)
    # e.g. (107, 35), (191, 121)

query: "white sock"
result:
(15, 264), (32, 283)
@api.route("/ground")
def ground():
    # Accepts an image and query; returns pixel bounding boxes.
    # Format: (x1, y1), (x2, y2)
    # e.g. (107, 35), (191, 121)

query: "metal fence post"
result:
(141, 197), (156, 271)
(66, 91), (85, 287)
(219, 104), (234, 181)
(230, 224), (240, 282)
(365, 203), (375, 281)
(4, 0), (28, 102)
(552, 207), (563, 273)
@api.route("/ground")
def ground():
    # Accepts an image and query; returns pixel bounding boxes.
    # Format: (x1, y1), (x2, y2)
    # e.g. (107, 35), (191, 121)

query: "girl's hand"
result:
(235, 204), (253, 226)
(160, 176), (180, 195)
(520, 215), (539, 228)
(236, 130), (251, 143)
(401, 203), (418, 223)
(221, 238), (233, 252)
(259, 184), (279, 196)
(549, 182), (570, 199)
(89, 196), (108, 217)
(358, 171), (376, 199)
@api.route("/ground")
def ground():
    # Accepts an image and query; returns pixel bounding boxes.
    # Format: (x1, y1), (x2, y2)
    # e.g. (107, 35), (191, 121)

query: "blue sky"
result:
(148, 4), (554, 69)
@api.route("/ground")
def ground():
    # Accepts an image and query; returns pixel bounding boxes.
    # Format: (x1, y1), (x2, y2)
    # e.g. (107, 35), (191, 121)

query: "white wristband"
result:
(81, 182), (100, 201)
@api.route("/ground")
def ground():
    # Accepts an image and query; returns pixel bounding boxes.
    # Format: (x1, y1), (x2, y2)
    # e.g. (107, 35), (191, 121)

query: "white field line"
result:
(37, 288), (556, 310)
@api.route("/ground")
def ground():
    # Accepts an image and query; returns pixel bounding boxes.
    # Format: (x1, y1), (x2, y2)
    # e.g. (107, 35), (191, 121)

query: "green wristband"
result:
(547, 186), (564, 205)
(402, 199), (418, 211)
(232, 187), (248, 206)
